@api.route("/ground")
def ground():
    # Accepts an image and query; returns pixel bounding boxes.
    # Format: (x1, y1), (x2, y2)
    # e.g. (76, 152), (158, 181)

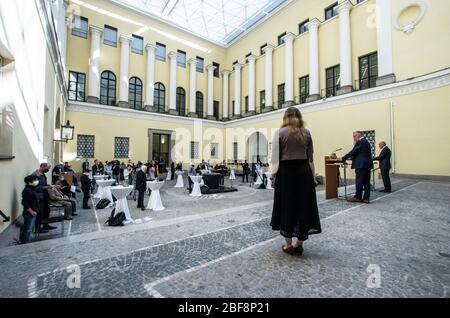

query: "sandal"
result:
(282, 245), (295, 255)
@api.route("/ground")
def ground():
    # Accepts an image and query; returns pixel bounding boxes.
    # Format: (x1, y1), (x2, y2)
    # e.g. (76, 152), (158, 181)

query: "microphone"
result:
(333, 148), (343, 153)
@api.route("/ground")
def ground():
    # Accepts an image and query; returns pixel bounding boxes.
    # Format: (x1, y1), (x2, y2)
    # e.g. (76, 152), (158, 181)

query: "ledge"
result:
(0, 156), (15, 161)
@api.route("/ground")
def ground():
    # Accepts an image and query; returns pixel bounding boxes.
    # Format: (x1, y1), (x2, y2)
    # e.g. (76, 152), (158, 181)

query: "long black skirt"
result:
(271, 159), (321, 240)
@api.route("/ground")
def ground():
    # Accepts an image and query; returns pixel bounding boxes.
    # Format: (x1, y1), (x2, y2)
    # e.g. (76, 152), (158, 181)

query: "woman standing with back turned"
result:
(271, 107), (321, 255)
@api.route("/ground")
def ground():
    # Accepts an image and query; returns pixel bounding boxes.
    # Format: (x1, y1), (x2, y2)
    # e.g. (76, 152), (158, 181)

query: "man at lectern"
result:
(373, 141), (391, 193)
(338, 131), (373, 203)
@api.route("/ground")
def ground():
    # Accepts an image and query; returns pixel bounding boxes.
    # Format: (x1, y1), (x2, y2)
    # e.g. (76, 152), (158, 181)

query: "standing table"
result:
(189, 176), (203, 197)
(110, 185), (134, 224)
(96, 179), (115, 204)
(174, 171), (184, 188)
(146, 181), (165, 211)
(265, 172), (273, 189)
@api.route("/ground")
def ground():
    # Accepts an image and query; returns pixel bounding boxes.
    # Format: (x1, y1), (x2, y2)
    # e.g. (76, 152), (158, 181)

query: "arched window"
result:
(154, 82), (165, 113)
(196, 91), (203, 118)
(176, 87), (186, 116)
(129, 77), (142, 110)
(100, 71), (116, 105)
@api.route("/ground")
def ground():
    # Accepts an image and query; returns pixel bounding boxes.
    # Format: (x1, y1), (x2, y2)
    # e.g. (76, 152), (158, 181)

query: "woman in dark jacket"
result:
(271, 107), (321, 255)
(21, 175), (40, 244)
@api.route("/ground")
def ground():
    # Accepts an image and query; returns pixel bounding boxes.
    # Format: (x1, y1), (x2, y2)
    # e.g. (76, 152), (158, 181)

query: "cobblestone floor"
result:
(0, 178), (448, 298)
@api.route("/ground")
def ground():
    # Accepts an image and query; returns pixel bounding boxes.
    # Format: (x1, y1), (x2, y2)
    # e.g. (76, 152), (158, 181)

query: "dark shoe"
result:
(362, 199), (370, 204)
(83, 206), (91, 210)
(43, 224), (57, 230)
(141, 207), (146, 211)
(293, 245), (304, 256)
(64, 217), (73, 220)
(35, 228), (49, 234)
(72, 212), (78, 216)
(282, 245), (295, 255)
(347, 197), (362, 203)
(76, 189), (81, 193)
(378, 189), (387, 193)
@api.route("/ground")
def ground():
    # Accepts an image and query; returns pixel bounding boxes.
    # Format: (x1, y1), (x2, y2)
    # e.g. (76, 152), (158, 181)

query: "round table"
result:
(93, 175), (109, 198)
(174, 171), (184, 188)
(265, 172), (273, 189)
(146, 181), (165, 211)
(189, 176), (203, 197)
(96, 179), (115, 204)
(110, 185), (134, 224)
(166, 168), (172, 181)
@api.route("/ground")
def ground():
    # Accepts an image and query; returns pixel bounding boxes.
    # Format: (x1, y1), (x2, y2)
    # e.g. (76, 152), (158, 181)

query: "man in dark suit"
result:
(80, 169), (92, 209)
(339, 131), (374, 203)
(373, 141), (392, 193)
(242, 160), (250, 183)
(136, 165), (148, 211)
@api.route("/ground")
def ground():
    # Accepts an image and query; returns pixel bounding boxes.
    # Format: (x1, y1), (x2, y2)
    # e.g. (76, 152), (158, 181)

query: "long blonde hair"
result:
(281, 107), (305, 144)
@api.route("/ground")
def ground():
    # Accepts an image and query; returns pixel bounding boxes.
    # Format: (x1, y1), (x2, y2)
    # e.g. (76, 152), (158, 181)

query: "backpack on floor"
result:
(104, 208), (126, 227)
(96, 199), (111, 209)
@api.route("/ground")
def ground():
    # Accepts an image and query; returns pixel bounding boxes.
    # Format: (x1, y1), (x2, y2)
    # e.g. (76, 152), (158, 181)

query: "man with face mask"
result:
(31, 163), (55, 233)
(20, 175), (40, 244)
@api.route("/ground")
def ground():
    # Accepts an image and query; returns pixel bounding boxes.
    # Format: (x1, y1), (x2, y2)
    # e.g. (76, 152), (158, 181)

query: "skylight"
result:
(111, 0), (290, 46)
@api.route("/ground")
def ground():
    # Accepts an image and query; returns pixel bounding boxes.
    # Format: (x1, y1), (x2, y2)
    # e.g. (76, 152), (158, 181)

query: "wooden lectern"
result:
(324, 156), (342, 199)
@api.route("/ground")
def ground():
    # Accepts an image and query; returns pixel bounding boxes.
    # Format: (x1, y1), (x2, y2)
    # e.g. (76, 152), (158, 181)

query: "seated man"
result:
(48, 184), (78, 220)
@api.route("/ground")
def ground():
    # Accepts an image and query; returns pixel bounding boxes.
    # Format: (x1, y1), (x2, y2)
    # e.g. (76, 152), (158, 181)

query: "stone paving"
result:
(0, 177), (448, 298)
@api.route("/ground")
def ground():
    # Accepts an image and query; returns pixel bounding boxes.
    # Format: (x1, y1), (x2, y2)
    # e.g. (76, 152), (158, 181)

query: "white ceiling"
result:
(112, 0), (290, 46)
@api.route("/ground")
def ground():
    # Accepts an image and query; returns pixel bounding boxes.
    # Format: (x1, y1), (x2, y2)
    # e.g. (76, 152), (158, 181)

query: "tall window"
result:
(260, 90), (266, 110)
(154, 82), (165, 113)
(131, 35), (143, 54)
(299, 19), (309, 34)
(233, 142), (238, 160)
(129, 77), (142, 110)
(196, 91), (204, 118)
(100, 71), (116, 106)
(68, 71), (86, 101)
(326, 65), (340, 97)
(196, 56), (204, 73)
(359, 52), (378, 90)
(176, 87), (186, 115)
(104, 25), (117, 47)
(260, 43), (267, 55)
(177, 50), (186, 67)
(77, 135), (95, 158)
(278, 32), (287, 45)
(114, 137), (129, 158)
(213, 101), (219, 120)
(277, 83), (285, 108)
(190, 141), (199, 159)
(325, 2), (338, 20)
(72, 15), (88, 38)
(156, 42), (166, 61)
(213, 62), (220, 77)
(299, 75), (309, 104)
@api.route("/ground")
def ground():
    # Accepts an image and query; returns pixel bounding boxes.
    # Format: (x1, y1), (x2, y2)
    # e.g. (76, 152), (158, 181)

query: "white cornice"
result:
(67, 102), (225, 128)
(67, 68), (450, 128)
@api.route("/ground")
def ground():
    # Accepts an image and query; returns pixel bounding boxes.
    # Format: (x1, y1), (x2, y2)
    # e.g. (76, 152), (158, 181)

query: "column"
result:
(246, 55), (256, 116)
(87, 26), (103, 103)
(145, 43), (157, 112)
(263, 45), (274, 112)
(206, 64), (216, 120)
(306, 18), (321, 102)
(188, 58), (198, 117)
(59, 0), (69, 70)
(282, 32), (296, 107)
(221, 70), (230, 121)
(118, 35), (132, 107)
(233, 63), (243, 119)
(376, 0), (396, 86)
(168, 51), (178, 115)
(336, 0), (354, 95)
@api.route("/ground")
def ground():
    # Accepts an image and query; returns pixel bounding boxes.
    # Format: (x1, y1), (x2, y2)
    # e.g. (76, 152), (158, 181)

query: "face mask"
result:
(31, 180), (39, 187)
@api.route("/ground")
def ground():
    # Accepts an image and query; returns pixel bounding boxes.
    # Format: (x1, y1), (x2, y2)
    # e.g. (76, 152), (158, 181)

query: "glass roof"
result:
(112, 0), (290, 46)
